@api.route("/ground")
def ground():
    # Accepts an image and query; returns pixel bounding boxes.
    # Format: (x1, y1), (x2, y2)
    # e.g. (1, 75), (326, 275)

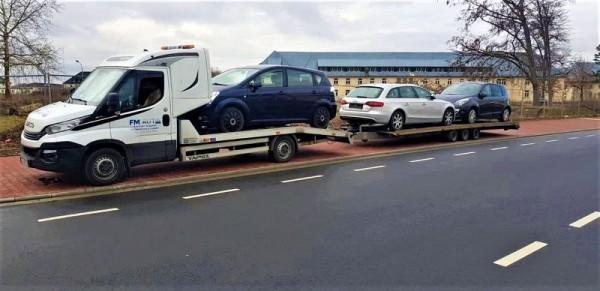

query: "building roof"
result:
(63, 71), (91, 84)
(260, 51), (523, 77)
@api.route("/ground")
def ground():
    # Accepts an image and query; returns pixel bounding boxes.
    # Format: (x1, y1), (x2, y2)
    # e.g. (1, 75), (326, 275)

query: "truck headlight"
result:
(455, 98), (470, 107)
(45, 117), (85, 135)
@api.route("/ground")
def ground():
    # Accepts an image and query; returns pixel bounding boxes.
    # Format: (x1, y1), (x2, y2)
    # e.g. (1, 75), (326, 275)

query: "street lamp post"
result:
(75, 60), (83, 85)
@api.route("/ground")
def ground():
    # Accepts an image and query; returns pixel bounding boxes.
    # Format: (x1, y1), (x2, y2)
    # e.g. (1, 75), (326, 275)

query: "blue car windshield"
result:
(347, 86), (383, 98)
(212, 68), (259, 86)
(441, 83), (482, 96)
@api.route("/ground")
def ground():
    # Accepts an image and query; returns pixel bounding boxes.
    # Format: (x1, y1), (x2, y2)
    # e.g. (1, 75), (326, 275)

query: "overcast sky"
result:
(51, 0), (598, 75)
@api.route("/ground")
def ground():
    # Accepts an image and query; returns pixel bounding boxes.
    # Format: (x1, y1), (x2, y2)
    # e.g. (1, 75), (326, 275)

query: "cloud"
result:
(48, 0), (598, 75)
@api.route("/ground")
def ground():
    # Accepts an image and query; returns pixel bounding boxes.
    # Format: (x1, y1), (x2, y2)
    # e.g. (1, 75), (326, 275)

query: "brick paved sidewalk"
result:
(1, 118), (598, 201)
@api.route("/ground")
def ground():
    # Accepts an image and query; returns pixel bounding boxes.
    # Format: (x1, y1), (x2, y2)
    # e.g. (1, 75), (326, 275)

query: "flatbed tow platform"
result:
(177, 120), (519, 163)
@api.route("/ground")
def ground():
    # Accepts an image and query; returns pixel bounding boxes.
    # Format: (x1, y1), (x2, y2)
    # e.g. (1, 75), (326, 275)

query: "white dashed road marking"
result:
(569, 211), (600, 229)
(453, 151), (476, 156)
(490, 147), (508, 151)
(281, 175), (323, 183)
(494, 241), (548, 267)
(38, 208), (119, 222)
(520, 143), (536, 146)
(354, 165), (386, 172)
(409, 157), (435, 163)
(585, 134), (595, 138)
(568, 137), (580, 140)
(545, 139), (558, 143)
(182, 188), (240, 200)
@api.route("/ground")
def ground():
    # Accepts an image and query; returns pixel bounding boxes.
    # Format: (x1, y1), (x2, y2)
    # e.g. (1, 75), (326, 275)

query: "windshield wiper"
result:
(355, 96), (371, 98)
(70, 97), (87, 105)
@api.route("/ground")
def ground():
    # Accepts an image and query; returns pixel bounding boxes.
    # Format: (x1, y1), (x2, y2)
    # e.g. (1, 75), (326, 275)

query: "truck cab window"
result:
(110, 71), (164, 113)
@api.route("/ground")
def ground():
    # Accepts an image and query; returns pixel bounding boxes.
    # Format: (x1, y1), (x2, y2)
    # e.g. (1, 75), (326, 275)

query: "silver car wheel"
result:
(467, 109), (477, 124)
(443, 110), (454, 126)
(390, 112), (404, 130)
(502, 108), (510, 121)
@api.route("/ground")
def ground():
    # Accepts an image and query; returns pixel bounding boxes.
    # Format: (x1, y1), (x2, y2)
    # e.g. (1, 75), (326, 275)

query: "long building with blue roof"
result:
(260, 51), (598, 103)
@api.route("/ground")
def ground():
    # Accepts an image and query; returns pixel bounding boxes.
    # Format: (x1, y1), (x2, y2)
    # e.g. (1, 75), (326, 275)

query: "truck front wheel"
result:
(83, 148), (126, 186)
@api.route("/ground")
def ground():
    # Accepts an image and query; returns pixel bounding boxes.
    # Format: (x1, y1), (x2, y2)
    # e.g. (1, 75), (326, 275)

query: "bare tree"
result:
(448, 0), (569, 105)
(594, 44), (600, 65)
(0, 0), (60, 99)
(566, 61), (594, 110)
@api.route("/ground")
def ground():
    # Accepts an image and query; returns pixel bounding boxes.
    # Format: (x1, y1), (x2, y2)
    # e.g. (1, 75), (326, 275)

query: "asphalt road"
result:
(1, 130), (599, 291)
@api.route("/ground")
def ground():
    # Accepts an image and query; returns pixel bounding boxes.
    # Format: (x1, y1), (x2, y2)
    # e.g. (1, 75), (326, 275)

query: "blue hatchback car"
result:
(198, 65), (337, 132)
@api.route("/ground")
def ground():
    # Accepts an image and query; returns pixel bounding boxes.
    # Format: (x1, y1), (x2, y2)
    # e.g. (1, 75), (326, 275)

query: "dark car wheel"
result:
(270, 135), (296, 163)
(442, 109), (454, 126)
(501, 108), (511, 122)
(219, 107), (245, 132)
(388, 111), (405, 131)
(84, 148), (126, 186)
(466, 108), (477, 124)
(310, 106), (331, 129)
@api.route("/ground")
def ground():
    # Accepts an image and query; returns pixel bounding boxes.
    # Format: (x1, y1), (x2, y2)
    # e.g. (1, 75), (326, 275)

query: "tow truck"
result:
(20, 45), (519, 185)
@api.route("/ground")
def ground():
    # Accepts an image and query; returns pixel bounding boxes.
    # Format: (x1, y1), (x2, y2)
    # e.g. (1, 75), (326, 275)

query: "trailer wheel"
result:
(471, 128), (481, 140)
(83, 148), (126, 186)
(446, 130), (458, 142)
(270, 136), (296, 163)
(459, 129), (470, 141)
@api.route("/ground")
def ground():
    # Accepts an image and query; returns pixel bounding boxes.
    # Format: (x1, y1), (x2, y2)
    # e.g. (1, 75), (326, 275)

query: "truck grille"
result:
(23, 131), (46, 141)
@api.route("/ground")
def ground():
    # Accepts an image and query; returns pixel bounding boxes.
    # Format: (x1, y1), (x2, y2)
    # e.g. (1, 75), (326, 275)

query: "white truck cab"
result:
(21, 45), (212, 185)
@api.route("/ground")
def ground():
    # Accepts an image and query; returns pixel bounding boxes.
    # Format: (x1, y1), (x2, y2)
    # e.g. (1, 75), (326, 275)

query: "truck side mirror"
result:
(106, 92), (121, 115)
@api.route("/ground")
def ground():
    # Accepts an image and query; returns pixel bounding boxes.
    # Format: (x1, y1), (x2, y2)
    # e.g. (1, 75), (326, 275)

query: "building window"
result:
(396, 78), (401, 83)
(422, 79), (428, 85)
(496, 79), (506, 85)
(358, 78), (363, 85)
(524, 90), (530, 99)
(345, 78), (350, 85)
(382, 78), (387, 84)
(408, 78), (413, 83)
(345, 89), (350, 96)
(369, 78), (375, 84)
(335, 89), (338, 96)
(447, 79), (452, 85)
(333, 78), (338, 85)
(435, 79), (440, 85)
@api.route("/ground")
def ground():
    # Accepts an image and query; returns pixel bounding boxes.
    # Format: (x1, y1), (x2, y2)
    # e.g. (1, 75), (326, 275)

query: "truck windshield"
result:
(212, 68), (258, 86)
(441, 83), (482, 96)
(69, 68), (126, 106)
(347, 86), (383, 98)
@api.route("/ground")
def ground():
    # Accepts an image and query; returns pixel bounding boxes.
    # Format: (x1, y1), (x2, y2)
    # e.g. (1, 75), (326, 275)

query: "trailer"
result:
(176, 120), (520, 164)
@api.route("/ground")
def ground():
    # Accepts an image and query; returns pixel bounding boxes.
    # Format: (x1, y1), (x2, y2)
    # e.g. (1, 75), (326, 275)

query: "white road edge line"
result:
(545, 139), (558, 143)
(569, 211), (600, 228)
(182, 188), (240, 200)
(490, 146), (508, 151)
(568, 137), (580, 140)
(354, 165), (386, 172)
(38, 208), (120, 222)
(409, 157), (435, 163)
(520, 143), (536, 146)
(493, 241), (548, 268)
(281, 175), (323, 183)
(453, 151), (476, 156)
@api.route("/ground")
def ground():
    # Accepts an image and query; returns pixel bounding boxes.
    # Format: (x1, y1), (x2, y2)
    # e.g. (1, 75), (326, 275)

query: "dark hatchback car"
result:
(436, 82), (511, 123)
(198, 65), (337, 132)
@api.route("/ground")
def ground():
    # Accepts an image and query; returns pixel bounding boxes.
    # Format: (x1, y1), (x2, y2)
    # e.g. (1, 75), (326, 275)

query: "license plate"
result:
(349, 103), (363, 109)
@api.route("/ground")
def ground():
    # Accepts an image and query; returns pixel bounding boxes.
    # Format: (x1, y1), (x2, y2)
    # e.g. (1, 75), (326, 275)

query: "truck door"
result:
(109, 68), (175, 165)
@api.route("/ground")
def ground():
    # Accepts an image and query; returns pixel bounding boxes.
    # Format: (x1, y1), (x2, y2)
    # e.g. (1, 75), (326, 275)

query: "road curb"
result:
(1, 128), (598, 207)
